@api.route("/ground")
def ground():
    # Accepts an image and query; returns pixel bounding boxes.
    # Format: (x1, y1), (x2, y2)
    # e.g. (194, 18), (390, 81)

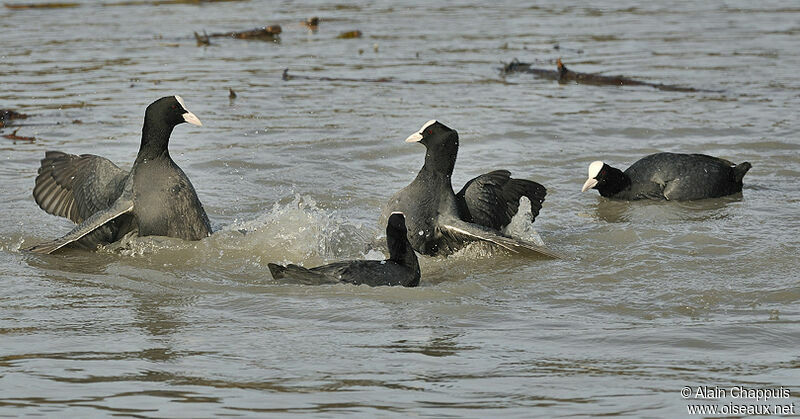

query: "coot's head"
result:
(386, 212), (408, 240)
(145, 95), (203, 128)
(405, 119), (457, 147)
(581, 161), (608, 192)
(582, 160), (630, 197)
(404, 120), (459, 174)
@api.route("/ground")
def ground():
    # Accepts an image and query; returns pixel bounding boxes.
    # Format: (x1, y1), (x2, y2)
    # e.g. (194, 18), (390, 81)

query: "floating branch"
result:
(3, 129), (35, 142)
(194, 25), (281, 44)
(502, 58), (718, 92)
(5, 2), (79, 8)
(194, 30), (210, 46)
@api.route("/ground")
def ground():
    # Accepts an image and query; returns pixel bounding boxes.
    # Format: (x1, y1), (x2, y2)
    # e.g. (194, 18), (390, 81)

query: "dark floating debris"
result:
(502, 58), (718, 92)
(228, 88), (237, 99)
(226, 24), (281, 40)
(2, 129), (35, 143)
(302, 16), (319, 30)
(8, 1), (258, 9)
(282, 68), (393, 83)
(0, 109), (28, 128)
(502, 59), (561, 80)
(0, 109), (29, 127)
(5, 2), (79, 9)
(337, 30), (362, 39)
(195, 25), (281, 44)
(552, 43), (583, 54)
(194, 30), (210, 46)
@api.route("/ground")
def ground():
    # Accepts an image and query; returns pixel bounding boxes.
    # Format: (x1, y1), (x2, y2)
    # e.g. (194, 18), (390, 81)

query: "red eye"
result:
(171, 105), (177, 109)
(426, 129), (432, 135)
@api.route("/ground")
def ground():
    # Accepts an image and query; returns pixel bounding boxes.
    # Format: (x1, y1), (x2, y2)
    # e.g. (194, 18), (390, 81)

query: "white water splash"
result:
(98, 195), (378, 269)
(502, 197), (545, 247)
(221, 194), (376, 264)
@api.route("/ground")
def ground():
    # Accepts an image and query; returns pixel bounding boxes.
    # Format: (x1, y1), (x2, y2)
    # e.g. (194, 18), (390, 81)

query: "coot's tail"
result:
(734, 162), (752, 183)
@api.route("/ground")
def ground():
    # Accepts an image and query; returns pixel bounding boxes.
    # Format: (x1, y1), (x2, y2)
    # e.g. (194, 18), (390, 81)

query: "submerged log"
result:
(502, 59), (560, 80)
(503, 58), (716, 92)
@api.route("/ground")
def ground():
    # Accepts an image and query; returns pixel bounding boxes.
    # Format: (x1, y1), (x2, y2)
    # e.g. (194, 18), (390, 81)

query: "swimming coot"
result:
(268, 213), (420, 287)
(581, 152), (751, 201)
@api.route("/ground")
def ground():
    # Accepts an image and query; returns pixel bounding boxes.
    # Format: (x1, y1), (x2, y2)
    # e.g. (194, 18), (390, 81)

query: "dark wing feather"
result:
(456, 170), (546, 230)
(26, 195), (134, 254)
(313, 260), (417, 287)
(33, 151), (128, 223)
(268, 263), (340, 285)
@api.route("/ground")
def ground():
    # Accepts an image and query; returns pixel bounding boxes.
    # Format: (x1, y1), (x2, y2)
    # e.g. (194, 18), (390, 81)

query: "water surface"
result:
(1, 0), (799, 416)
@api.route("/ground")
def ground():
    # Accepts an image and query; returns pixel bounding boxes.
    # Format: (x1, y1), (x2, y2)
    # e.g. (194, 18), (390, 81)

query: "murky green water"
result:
(1, 0), (799, 416)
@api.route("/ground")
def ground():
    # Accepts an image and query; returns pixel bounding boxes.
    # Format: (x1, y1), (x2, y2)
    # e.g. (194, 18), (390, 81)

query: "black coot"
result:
(581, 152), (751, 201)
(381, 120), (560, 258)
(268, 213), (420, 287)
(28, 96), (211, 254)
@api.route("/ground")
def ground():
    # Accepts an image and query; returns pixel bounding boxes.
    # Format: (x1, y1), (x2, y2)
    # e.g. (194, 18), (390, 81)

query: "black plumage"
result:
(581, 152), (752, 201)
(381, 120), (559, 258)
(456, 169), (546, 231)
(28, 96), (211, 254)
(268, 213), (420, 287)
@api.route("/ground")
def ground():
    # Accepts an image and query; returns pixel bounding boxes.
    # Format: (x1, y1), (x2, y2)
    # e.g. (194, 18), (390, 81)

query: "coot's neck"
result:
(135, 119), (174, 163)
(419, 158), (453, 187)
(598, 166), (631, 197)
(418, 136), (459, 188)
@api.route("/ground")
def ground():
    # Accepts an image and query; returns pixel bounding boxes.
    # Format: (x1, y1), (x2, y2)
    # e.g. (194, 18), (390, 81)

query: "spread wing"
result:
(456, 170), (546, 230)
(439, 219), (563, 259)
(33, 151), (128, 223)
(26, 195), (134, 254)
